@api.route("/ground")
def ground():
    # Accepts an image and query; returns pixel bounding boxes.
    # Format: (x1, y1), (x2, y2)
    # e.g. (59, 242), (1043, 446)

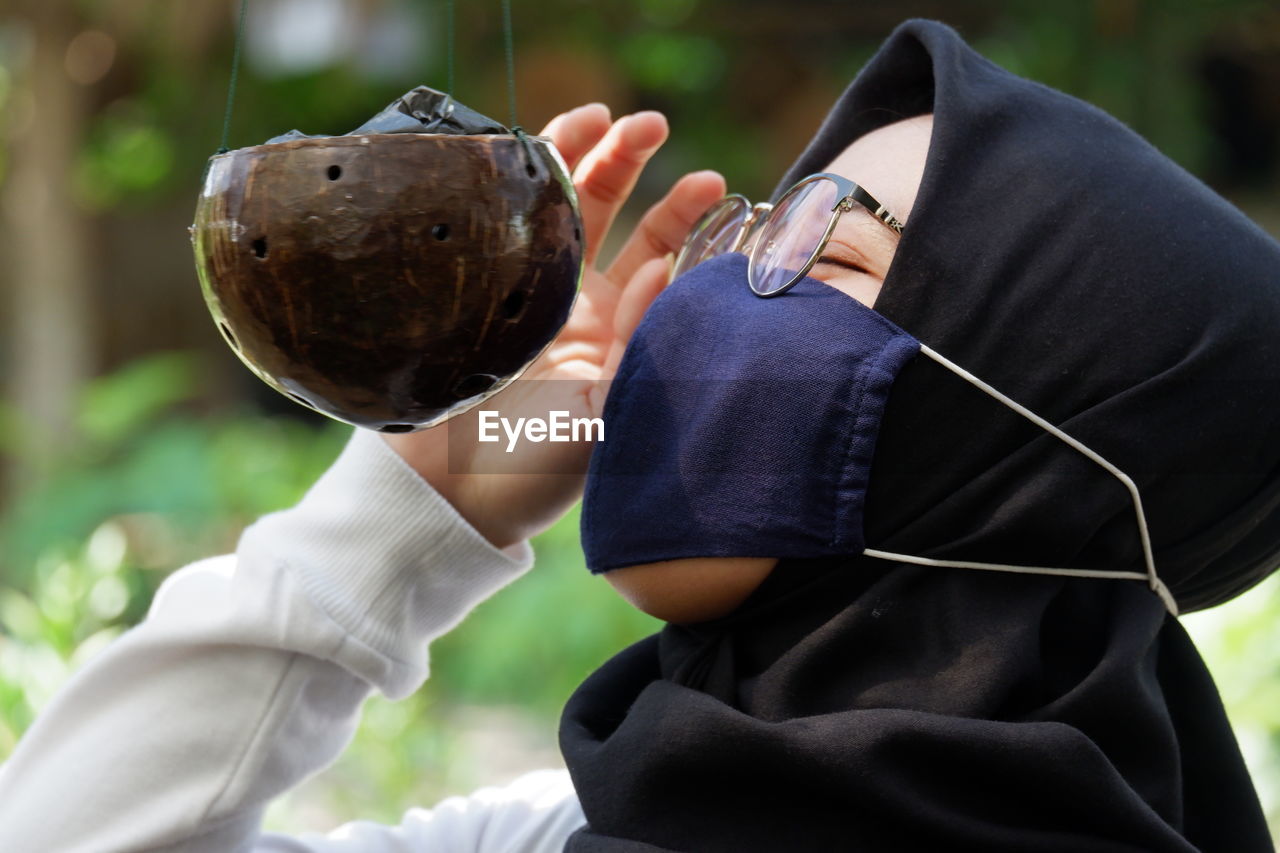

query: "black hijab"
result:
(560, 18), (1280, 852)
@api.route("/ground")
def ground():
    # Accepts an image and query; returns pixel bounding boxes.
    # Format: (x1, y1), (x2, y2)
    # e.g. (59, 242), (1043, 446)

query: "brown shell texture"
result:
(191, 133), (584, 431)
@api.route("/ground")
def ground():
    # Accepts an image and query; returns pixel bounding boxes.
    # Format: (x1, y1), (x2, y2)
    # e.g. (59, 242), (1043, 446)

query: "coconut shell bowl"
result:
(191, 132), (584, 432)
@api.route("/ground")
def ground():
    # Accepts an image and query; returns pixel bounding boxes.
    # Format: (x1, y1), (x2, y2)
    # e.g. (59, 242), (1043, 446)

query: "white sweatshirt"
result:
(0, 425), (588, 852)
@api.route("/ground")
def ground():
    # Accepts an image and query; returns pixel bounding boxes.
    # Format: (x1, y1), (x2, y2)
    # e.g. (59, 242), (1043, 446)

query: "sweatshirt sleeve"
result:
(0, 425), (585, 852)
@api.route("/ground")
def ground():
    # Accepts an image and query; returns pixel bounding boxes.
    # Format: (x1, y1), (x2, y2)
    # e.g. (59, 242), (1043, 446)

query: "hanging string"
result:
(499, 0), (536, 173)
(501, 0), (518, 129)
(445, 0), (455, 97)
(212, 0), (531, 165)
(217, 0), (250, 154)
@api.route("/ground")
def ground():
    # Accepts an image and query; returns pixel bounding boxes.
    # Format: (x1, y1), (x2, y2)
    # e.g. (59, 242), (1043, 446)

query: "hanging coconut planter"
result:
(190, 86), (584, 432)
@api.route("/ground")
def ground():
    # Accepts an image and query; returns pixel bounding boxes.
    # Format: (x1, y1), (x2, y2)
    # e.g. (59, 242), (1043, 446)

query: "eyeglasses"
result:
(671, 172), (906, 298)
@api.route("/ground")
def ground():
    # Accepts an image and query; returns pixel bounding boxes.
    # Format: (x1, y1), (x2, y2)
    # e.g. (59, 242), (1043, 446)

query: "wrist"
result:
(377, 429), (520, 550)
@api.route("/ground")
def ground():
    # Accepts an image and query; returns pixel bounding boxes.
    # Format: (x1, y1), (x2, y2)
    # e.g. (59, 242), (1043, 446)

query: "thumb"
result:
(605, 254), (670, 377)
(588, 255), (670, 417)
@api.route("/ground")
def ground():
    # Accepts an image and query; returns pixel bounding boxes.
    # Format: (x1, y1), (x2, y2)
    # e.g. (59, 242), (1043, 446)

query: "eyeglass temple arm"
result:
(844, 185), (905, 234)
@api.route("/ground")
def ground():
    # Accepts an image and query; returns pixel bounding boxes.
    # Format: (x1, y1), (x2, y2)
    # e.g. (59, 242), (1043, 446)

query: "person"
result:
(1, 17), (1277, 853)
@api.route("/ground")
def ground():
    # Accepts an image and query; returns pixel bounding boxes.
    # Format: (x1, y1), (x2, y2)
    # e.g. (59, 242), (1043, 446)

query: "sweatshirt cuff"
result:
(236, 426), (534, 687)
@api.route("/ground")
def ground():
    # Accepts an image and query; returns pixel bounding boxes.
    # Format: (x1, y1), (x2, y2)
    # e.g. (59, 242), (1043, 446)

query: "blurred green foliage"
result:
(1182, 575), (1280, 834)
(1, 0), (1279, 839)
(0, 352), (349, 587)
(6, 0), (1267, 219)
(75, 105), (175, 211)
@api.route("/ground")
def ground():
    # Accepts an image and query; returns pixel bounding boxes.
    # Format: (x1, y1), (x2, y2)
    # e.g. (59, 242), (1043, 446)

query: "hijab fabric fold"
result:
(560, 18), (1280, 852)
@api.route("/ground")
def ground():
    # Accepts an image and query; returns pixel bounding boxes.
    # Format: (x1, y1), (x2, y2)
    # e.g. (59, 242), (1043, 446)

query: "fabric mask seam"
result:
(582, 335), (649, 569)
(830, 337), (919, 551)
(829, 355), (876, 550)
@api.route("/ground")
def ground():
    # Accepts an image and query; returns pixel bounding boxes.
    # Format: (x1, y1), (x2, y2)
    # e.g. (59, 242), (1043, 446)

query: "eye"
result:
(812, 253), (868, 275)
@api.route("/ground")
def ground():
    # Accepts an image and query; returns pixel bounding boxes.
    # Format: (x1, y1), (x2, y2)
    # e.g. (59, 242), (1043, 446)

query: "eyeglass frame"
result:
(671, 172), (906, 298)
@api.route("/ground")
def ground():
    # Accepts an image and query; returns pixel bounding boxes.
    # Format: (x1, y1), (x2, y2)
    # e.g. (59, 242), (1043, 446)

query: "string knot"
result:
(511, 125), (537, 177)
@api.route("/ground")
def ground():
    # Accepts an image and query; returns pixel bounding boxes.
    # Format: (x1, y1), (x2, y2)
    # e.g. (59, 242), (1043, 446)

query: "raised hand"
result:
(383, 104), (726, 548)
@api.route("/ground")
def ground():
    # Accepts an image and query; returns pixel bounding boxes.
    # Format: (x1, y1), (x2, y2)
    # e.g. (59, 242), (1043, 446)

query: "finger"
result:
(601, 255), (670, 381)
(573, 111), (668, 267)
(605, 169), (726, 287)
(590, 255), (670, 415)
(539, 103), (612, 172)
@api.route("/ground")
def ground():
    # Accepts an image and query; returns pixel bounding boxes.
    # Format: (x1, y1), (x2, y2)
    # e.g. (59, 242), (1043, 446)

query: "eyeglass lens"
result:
(749, 176), (839, 296)
(672, 197), (749, 281)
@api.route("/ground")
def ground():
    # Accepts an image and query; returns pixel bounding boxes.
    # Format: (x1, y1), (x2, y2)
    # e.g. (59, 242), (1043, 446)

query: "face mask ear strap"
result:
(862, 344), (1179, 617)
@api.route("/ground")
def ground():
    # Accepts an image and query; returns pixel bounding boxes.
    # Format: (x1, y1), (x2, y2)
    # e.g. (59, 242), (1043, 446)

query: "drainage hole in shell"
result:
(452, 373), (497, 399)
(501, 289), (526, 320)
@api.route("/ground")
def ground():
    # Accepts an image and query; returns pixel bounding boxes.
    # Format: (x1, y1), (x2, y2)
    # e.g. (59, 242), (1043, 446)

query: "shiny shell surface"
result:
(191, 132), (583, 431)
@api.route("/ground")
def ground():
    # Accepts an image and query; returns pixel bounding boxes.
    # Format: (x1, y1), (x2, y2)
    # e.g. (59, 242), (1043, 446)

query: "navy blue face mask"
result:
(581, 251), (1177, 615)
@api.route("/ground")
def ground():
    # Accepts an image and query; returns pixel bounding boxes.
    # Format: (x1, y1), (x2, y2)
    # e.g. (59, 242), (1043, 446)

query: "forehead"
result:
(821, 113), (933, 224)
